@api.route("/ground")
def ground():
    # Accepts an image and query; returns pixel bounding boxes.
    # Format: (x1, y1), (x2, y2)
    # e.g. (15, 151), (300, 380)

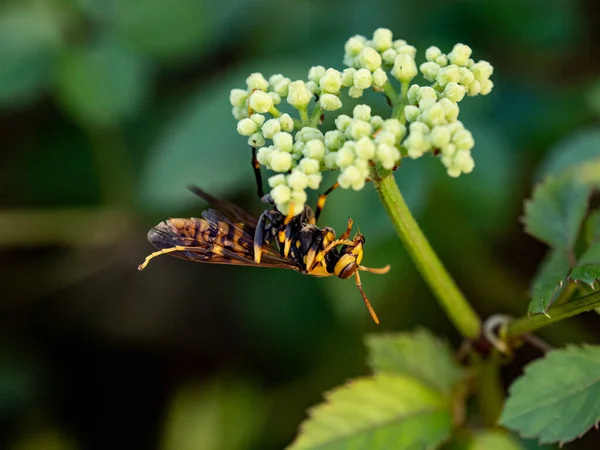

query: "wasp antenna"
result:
(354, 271), (380, 324)
(138, 246), (191, 271)
(359, 264), (391, 275)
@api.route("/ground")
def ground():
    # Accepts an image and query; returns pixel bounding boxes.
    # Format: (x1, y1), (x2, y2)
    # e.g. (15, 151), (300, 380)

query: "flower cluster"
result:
(229, 28), (494, 215)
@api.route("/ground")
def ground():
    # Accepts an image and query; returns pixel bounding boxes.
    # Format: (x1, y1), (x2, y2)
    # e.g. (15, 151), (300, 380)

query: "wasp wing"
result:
(187, 185), (259, 228)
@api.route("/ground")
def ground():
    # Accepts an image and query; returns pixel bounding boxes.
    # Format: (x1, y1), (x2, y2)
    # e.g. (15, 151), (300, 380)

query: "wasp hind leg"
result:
(138, 246), (203, 270)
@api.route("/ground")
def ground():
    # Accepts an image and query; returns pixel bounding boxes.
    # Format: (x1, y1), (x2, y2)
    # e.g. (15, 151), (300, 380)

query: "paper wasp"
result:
(138, 185), (390, 324)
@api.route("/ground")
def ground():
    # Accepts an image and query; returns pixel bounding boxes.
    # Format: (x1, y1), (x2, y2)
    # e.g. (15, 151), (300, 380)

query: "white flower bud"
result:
(273, 77), (291, 96)
(353, 104), (371, 121)
(271, 184), (291, 204)
(269, 91), (281, 105)
(292, 141), (305, 156)
(480, 79), (494, 95)
(353, 69), (373, 89)
(308, 65), (326, 82)
(437, 65), (460, 87)
(348, 86), (364, 98)
(336, 144), (356, 168)
(296, 127), (323, 143)
(421, 103), (446, 127)
(268, 174), (286, 187)
(299, 158), (320, 174)
(358, 47), (382, 71)
(392, 39), (407, 50)
(319, 94), (342, 111)
(257, 146), (273, 166)
(304, 139), (326, 160)
(372, 28), (393, 51)
(237, 118), (258, 136)
(320, 68), (342, 94)
(442, 143), (457, 157)
(269, 74), (284, 87)
(370, 115), (384, 130)
(376, 144), (400, 170)
(341, 68), (356, 87)
(391, 54), (417, 82)
(248, 133), (265, 148)
(425, 46), (442, 62)
(262, 119), (281, 139)
(287, 170), (309, 191)
(229, 89), (248, 107)
(287, 81), (313, 109)
(355, 136), (376, 159)
(345, 35), (366, 57)
(335, 115), (352, 132)
(439, 98), (459, 122)
(306, 80), (320, 95)
(249, 90), (273, 113)
(273, 131), (293, 152)
(307, 173), (323, 189)
(372, 68), (388, 87)
(454, 149), (474, 173)
(420, 61), (440, 82)
(443, 82), (465, 103)
(347, 119), (372, 140)
(429, 126), (451, 148)
(470, 61), (494, 82)
(381, 49), (397, 65)
(278, 113), (294, 132)
(246, 72), (269, 91)
(466, 80), (481, 96)
(396, 44), (416, 57)
(324, 130), (345, 151)
(404, 105), (420, 122)
(250, 114), (265, 126)
(232, 106), (246, 120)
(375, 130), (396, 147)
(291, 189), (307, 206)
(338, 165), (363, 190)
(383, 118), (406, 139)
(324, 151), (338, 169)
(407, 84), (420, 104)
(458, 67), (475, 86)
(447, 167), (461, 178)
(452, 129), (474, 150)
(270, 150), (293, 172)
(435, 55), (448, 66)
(448, 44), (472, 67)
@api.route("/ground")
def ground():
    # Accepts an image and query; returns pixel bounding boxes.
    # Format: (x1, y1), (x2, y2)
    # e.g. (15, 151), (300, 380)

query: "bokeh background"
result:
(1, 0), (600, 448)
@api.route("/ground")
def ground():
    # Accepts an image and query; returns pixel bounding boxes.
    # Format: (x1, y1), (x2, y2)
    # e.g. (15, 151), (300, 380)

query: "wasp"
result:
(138, 185), (390, 324)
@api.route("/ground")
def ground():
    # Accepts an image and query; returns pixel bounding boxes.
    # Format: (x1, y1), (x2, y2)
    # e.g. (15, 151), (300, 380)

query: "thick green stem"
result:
(309, 106), (322, 127)
(505, 290), (600, 337)
(373, 173), (481, 339)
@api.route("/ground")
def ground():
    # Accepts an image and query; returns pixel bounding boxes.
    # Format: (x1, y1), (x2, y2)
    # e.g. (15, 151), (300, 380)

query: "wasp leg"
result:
(339, 217), (354, 241)
(308, 238), (355, 272)
(138, 246), (202, 270)
(355, 270), (380, 324)
(251, 146), (265, 199)
(312, 182), (339, 225)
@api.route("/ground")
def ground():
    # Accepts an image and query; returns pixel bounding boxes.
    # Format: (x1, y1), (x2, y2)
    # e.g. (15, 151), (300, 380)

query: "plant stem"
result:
(373, 172), (481, 339)
(309, 106), (322, 127)
(505, 290), (600, 337)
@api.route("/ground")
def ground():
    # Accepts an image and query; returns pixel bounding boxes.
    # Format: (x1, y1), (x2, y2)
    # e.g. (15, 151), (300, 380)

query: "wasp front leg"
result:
(253, 209), (282, 264)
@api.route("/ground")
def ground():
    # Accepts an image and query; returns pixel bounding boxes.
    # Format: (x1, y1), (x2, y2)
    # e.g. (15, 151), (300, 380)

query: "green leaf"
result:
(499, 345), (600, 445)
(537, 128), (600, 180)
(585, 210), (600, 245)
(365, 329), (463, 396)
(523, 173), (590, 252)
(528, 250), (570, 315)
(55, 38), (150, 126)
(569, 242), (600, 288)
(288, 373), (453, 450)
(443, 430), (525, 450)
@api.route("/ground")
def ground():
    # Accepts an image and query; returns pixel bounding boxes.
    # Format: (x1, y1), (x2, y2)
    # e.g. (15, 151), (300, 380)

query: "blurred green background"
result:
(1, 0), (600, 448)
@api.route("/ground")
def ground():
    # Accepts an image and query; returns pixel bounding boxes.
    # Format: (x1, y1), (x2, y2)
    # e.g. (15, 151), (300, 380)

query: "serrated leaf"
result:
(569, 242), (600, 287)
(288, 374), (453, 450)
(528, 250), (570, 315)
(537, 128), (600, 180)
(523, 173), (590, 252)
(365, 329), (463, 396)
(499, 345), (600, 445)
(585, 210), (600, 245)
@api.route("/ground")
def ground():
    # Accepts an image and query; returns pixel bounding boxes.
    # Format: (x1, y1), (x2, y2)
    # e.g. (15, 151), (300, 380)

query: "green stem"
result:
(391, 81), (409, 121)
(373, 173), (481, 339)
(382, 81), (398, 105)
(298, 106), (309, 125)
(309, 106), (322, 127)
(505, 290), (600, 337)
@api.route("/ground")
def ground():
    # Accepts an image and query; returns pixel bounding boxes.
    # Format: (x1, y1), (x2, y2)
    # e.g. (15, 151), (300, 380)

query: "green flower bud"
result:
(348, 86), (364, 98)
(262, 119), (281, 139)
(290, 189), (307, 205)
(306, 80), (320, 95)
(411, 122), (430, 134)
(376, 144), (400, 170)
(278, 113), (294, 132)
(249, 90), (273, 113)
(358, 47), (382, 71)
(229, 89), (248, 107)
(341, 68), (357, 87)
(439, 98), (459, 122)
(443, 82), (465, 102)
(480, 79), (494, 95)
(381, 48), (397, 66)
(269, 91), (281, 105)
(391, 54), (417, 82)
(435, 55), (448, 66)
(324, 151), (338, 169)
(452, 129), (474, 150)
(268, 173), (286, 187)
(304, 139), (326, 160)
(308, 65), (326, 83)
(287, 169), (309, 191)
(466, 80), (481, 96)
(248, 133), (265, 148)
(273, 131), (293, 152)
(287, 80), (313, 109)
(336, 143), (356, 168)
(396, 44), (416, 56)
(373, 28), (393, 51)
(420, 61), (440, 82)
(448, 44), (472, 67)
(270, 150), (293, 172)
(299, 157), (320, 174)
(429, 126), (451, 148)
(446, 167), (461, 178)
(271, 184), (291, 204)
(442, 143), (457, 156)
(372, 68), (388, 87)
(407, 84), (420, 104)
(335, 115), (352, 132)
(437, 65), (461, 87)
(470, 61), (493, 81)
(307, 173), (323, 189)
(375, 130), (396, 147)
(455, 149), (474, 172)
(338, 165), (363, 190)
(370, 115), (385, 130)
(425, 46), (442, 62)
(320, 68), (342, 94)
(237, 118), (258, 136)
(296, 127), (323, 143)
(325, 130), (345, 150)
(273, 77), (291, 96)
(458, 67), (475, 86)
(383, 118), (406, 139)
(418, 86), (437, 109)
(404, 105), (420, 122)
(347, 119), (373, 140)
(355, 136), (376, 159)
(292, 141), (305, 156)
(353, 68), (373, 89)
(232, 106), (246, 120)
(319, 93), (342, 111)
(269, 74), (284, 87)
(345, 35), (366, 58)
(246, 72), (269, 91)
(257, 146), (273, 166)
(353, 104), (371, 121)
(250, 114), (265, 126)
